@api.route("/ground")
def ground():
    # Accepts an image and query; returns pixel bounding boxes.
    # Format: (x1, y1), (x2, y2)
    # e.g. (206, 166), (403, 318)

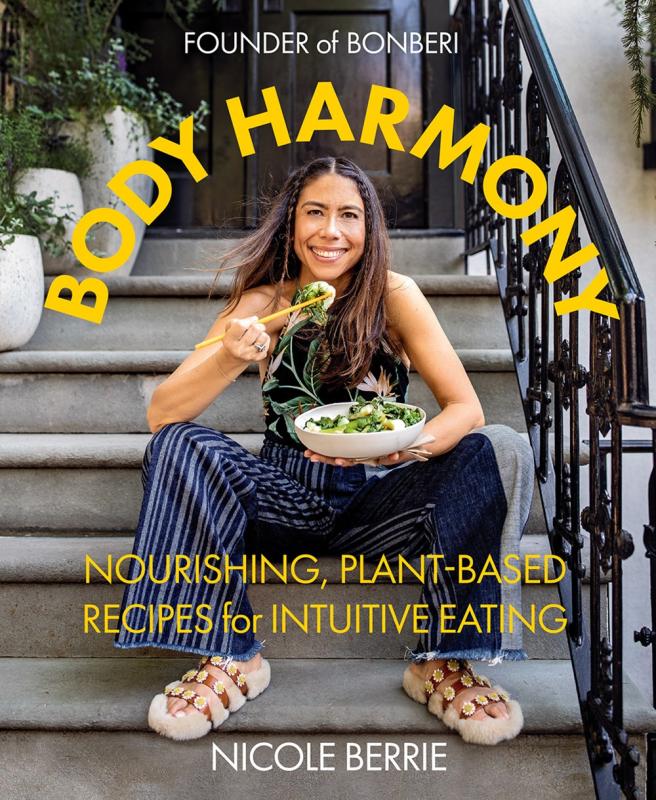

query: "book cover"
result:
(1, 1), (655, 799)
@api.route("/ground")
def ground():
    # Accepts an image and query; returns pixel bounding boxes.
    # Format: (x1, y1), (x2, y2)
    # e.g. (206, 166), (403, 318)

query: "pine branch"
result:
(620, 0), (656, 145)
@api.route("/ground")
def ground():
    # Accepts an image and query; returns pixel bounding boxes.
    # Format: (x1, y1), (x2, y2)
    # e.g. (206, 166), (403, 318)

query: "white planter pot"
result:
(15, 168), (84, 276)
(0, 234), (44, 351)
(65, 106), (153, 276)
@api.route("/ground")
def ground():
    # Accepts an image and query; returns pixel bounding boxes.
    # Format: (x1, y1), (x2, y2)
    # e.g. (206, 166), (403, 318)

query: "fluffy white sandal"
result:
(148, 655), (271, 741)
(403, 658), (523, 746)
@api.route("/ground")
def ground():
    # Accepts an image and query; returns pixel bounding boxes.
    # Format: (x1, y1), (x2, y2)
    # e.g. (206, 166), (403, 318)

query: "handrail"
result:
(509, 0), (650, 408)
(510, 0), (642, 304)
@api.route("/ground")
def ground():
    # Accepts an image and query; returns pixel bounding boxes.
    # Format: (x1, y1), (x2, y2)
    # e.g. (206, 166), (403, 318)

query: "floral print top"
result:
(261, 303), (410, 450)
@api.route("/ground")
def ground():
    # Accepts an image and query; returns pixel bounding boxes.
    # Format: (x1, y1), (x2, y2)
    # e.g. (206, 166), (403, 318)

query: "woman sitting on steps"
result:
(114, 155), (534, 746)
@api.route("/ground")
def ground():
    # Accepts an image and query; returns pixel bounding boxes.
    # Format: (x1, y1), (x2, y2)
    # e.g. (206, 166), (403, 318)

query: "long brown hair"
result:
(213, 156), (400, 389)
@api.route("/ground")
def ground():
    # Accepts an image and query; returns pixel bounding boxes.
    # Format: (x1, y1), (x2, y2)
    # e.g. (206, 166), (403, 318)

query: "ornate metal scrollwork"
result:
(548, 339), (588, 411)
(588, 315), (615, 437)
(456, 1), (655, 796)
(582, 486), (613, 572)
(502, 10), (522, 114)
(588, 695), (615, 765)
(525, 74), (550, 172)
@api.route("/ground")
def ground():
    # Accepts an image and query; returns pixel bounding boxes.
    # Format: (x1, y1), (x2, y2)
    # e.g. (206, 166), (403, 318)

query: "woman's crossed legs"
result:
(119, 422), (531, 743)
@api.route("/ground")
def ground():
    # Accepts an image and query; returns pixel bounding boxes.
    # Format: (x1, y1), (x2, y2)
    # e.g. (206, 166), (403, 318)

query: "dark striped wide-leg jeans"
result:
(115, 421), (534, 662)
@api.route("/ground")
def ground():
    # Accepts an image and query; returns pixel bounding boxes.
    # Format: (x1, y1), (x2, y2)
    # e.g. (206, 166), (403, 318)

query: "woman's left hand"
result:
(303, 449), (409, 468)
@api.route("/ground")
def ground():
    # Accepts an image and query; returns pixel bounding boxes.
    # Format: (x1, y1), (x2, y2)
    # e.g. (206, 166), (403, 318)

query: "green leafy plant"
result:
(0, 107), (43, 195)
(39, 39), (208, 140)
(0, 105), (90, 187)
(0, 192), (70, 255)
(18, 0), (148, 78)
(0, 109), (73, 254)
(14, 2), (208, 140)
(611, 0), (656, 144)
(21, 106), (93, 177)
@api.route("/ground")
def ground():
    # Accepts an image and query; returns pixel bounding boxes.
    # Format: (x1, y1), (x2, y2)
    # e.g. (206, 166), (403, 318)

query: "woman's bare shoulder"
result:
(385, 271), (420, 322)
(386, 270), (415, 292)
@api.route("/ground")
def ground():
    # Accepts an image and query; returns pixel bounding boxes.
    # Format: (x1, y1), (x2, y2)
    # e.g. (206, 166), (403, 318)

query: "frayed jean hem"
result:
(113, 637), (265, 661)
(404, 646), (528, 665)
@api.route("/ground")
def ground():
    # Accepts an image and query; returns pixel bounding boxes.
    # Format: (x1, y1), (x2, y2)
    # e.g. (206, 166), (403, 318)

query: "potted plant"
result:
(54, 39), (208, 275)
(14, 1), (208, 275)
(0, 109), (71, 350)
(14, 108), (89, 275)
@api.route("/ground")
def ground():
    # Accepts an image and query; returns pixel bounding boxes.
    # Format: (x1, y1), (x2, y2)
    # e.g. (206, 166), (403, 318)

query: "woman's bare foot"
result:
(409, 658), (510, 721)
(167, 652), (264, 718)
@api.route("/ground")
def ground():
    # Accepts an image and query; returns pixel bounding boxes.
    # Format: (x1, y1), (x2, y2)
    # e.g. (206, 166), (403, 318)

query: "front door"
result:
(122, 0), (454, 229)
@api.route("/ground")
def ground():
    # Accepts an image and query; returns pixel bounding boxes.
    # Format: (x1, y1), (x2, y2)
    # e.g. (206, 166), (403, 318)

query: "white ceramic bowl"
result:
(295, 401), (426, 459)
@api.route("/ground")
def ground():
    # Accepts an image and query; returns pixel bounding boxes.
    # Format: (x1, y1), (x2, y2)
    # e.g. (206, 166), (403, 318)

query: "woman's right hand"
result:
(221, 316), (271, 363)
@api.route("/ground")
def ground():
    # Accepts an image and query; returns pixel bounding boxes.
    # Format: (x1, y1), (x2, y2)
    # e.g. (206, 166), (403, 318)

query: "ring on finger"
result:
(247, 334), (266, 350)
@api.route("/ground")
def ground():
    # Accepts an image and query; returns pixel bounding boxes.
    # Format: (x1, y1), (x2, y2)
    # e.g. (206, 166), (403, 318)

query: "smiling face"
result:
(293, 172), (366, 297)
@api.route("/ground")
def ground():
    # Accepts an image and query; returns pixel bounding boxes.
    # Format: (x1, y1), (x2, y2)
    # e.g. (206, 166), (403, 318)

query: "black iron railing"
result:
(452, 1), (656, 797)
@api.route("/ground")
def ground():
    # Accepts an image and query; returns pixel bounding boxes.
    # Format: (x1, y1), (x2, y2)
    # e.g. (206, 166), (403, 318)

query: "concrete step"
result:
(0, 431), (556, 533)
(31, 274), (506, 351)
(0, 534), (587, 660)
(2, 658), (654, 798)
(0, 430), (587, 534)
(132, 233), (466, 277)
(0, 349), (525, 433)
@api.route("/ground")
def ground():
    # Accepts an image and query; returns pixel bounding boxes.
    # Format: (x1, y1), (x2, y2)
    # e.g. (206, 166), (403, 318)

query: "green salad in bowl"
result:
(303, 397), (423, 434)
(295, 397), (426, 459)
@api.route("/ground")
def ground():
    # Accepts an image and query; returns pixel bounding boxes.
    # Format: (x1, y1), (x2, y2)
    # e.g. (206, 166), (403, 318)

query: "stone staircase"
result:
(0, 234), (653, 799)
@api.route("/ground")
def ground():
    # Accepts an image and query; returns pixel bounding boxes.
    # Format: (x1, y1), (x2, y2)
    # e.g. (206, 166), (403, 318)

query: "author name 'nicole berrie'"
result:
(212, 740), (446, 772)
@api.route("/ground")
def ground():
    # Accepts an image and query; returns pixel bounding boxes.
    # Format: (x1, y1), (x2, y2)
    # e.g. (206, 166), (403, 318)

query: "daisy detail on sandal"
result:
(402, 658), (523, 746)
(148, 654), (271, 741)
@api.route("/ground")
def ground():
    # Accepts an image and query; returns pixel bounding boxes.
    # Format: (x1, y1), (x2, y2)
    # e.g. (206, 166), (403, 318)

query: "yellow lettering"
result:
(122, 604), (146, 635)
(149, 115), (208, 181)
(107, 160), (172, 225)
(360, 84), (408, 151)
(371, 554), (395, 583)
(458, 555), (476, 583)
(502, 553), (522, 584)
(104, 604), (121, 634)
(388, 604), (412, 633)
(176, 604), (193, 634)
(195, 604), (214, 635)
(340, 555), (358, 582)
(72, 207), (136, 273)
(554, 268), (620, 319)
(44, 274), (109, 325)
(539, 604), (568, 634)
(409, 104), (489, 184)
(521, 205), (598, 284)
(545, 555), (567, 584)
(115, 554), (144, 585)
(226, 87), (291, 157)
(85, 555), (112, 584)
(83, 604), (101, 633)
(457, 605), (483, 634)
(412, 604), (430, 634)
(297, 81), (355, 142)
(483, 154), (547, 219)
(477, 554), (503, 583)
(157, 604), (175, 633)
